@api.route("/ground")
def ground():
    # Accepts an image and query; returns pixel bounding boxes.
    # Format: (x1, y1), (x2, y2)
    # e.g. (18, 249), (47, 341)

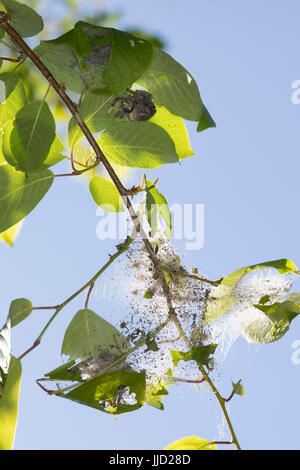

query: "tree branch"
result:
(0, 14), (241, 450)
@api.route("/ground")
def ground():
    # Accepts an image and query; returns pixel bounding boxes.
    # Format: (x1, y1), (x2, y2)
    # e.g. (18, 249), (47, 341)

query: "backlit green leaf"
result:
(170, 344), (217, 368)
(42, 135), (65, 169)
(222, 259), (298, 287)
(0, 74), (27, 165)
(0, 165), (53, 233)
(68, 92), (115, 146)
(149, 105), (194, 159)
(242, 300), (300, 344)
(89, 176), (125, 212)
(63, 370), (146, 415)
(137, 47), (202, 122)
(44, 359), (83, 383)
(146, 179), (172, 238)
(287, 292), (300, 303)
(145, 382), (169, 410)
(232, 379), (245, 396)
(0, 356), (22, 450)
(0, 73), (27, 126)
(205, 294), (236, 325)
(205, 259), (299, 325)
(98, 121), (178, 168)
(0, 220), (23, 247)
(164, 436), (217, 450)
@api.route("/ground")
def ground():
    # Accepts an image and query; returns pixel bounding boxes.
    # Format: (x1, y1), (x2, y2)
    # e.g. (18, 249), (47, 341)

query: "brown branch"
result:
(0, 55), (20, 62)
(84, 282), (94, 309)
(223, 389), (236, 403)
(170, 375), (204, 384)
(36, 379), (54, 394)
(211, 440), (234, 446)
(32, 306), (59, 310)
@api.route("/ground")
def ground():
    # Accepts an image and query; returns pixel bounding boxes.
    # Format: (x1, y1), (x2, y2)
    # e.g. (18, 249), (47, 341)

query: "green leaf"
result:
(44, 359), (83, 383)
(197, 104), (216, 132)
(241, 317), (283, 344)
(63, 370), (146, 415)
(8, 101), (56, 173)
(232, 379), (245, 396)
(222, 259), (298, 287)
(149, 105), (194, 159)
(42, 135), (65, 169)
(164, 436), (217, 450)
(0, 73), (27, 126)
(0, 220), (23, 247)
(0, 74), (27, 165)
(205, 259), (299, 325)
(145, 334), (159, 352)
(76, 21), (153, 94)
(287, 292), (300, 303)
(125, 29), (165, 49)
(0, 356), (22, 450)
(89, 176), (125, 212)
(259, 295), (270, 305)
(2, 0), (43, 38)
(170, 344), (217, 368)
(35, 40), (89, 95)
(98, 121), (178, 168)
(68, 92), (115, 146)
(137, 47), (202, 122)
(35, 22), (153, 95)
(145, 382), (168, 410)
(9, 298), (32, 328)
(145, 179), (172, 238)
(2, 119), (15, 166)
(62, 309), (131, 362)
(242, 300), (300, 344)
(143, 288), (154, 299)
(0, 165), (54, 233)
(205, 294), (236, 325)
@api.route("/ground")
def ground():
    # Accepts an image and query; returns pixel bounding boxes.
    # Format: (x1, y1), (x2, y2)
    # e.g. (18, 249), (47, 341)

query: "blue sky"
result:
(1, 0), (299, 450)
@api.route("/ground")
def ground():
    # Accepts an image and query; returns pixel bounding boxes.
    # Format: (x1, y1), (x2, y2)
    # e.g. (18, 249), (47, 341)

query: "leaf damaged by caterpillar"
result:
(83, 44), (112, 67)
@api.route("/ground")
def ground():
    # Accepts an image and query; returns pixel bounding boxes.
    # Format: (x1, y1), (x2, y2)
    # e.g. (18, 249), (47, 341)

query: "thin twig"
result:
(18, 237), (134, 360)
(169, 375), (204, 384)
(84, 282), (94, 309)
(164, 267), (223, 287)
(32, 306), (60, 311)
(223, 389), (236, 403)
(0, 55), (20, 62)
(211, 440), (234, 446)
